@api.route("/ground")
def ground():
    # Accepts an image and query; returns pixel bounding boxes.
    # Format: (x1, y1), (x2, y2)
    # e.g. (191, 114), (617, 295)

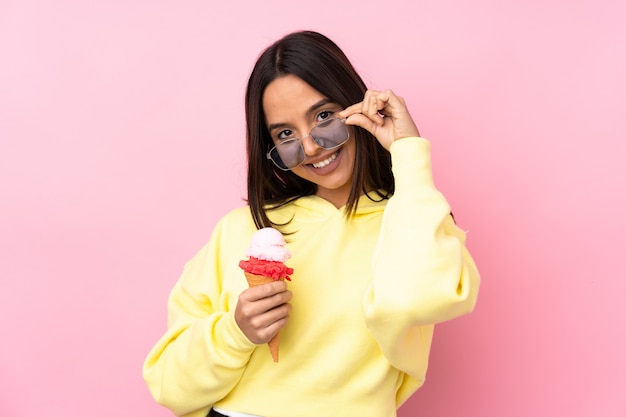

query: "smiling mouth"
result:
(311, 150), (339, 168)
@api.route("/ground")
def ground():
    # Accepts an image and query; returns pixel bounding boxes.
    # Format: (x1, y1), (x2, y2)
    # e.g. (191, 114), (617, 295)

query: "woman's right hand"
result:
(235, 281), (292, 344)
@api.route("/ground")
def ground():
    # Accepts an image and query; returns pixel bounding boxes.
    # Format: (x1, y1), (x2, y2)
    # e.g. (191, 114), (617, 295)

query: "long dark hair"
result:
(245, 31), (394, 229)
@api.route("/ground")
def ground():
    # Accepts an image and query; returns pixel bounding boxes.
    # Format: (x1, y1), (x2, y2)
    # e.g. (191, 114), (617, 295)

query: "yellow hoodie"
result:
(143, 137), (480, 417)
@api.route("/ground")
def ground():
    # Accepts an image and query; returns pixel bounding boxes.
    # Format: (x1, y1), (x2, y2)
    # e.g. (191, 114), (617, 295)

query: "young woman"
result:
(143, 30), (480, 417)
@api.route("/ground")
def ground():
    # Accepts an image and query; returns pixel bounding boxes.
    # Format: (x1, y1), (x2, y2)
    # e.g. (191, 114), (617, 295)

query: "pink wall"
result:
(1, 1), (624, 416)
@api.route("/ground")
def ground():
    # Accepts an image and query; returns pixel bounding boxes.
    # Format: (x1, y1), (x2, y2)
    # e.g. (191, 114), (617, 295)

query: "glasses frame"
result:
(266, 118), (349, 171)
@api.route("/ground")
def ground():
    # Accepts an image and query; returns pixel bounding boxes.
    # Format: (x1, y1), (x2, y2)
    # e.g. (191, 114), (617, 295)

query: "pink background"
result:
(1, 1), (625, 416)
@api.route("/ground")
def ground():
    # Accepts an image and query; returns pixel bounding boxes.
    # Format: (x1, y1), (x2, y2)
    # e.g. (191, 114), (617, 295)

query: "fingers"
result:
(241, 302), (291, 344)
(362, 90), (388, 125)
(235, 281), (293, 344)
(240, 282), (292, 319)
(242, 280), (289, 302)
(339, 89), (420, 147)
(339, 89), (399, 124)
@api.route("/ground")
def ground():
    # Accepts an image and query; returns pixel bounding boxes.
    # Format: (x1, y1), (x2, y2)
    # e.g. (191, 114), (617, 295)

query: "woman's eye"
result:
(277, 129), (294, 140)
(317, 111), (332, 121)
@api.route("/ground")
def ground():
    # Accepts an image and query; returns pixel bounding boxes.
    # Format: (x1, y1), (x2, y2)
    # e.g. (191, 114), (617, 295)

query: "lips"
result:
(311, 150), (339, 168)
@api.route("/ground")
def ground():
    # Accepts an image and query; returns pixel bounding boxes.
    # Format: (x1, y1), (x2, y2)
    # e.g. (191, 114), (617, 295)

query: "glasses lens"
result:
(311, 118), (348, 149)
(269, 139), (304, 170)
(266, 118), (349, 171)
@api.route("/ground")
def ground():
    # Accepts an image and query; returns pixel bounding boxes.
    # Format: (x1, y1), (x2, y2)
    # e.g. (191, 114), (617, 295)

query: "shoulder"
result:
(185, 205), (256, 268)
(212, 205), (257, 237)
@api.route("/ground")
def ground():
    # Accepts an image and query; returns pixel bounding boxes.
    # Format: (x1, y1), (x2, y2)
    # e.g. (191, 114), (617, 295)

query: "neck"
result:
(315, 187), (350, 209)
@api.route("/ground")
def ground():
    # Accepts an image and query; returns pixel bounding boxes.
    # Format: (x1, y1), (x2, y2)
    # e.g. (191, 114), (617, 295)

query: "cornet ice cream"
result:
(238, 227), (293, 361)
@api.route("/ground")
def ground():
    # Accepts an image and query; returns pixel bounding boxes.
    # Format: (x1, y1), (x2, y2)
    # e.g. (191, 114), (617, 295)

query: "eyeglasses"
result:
(266, 118), (349, 171)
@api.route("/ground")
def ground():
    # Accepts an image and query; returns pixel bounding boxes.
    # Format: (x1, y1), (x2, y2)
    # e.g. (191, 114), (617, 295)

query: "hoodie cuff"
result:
(389, 137), (434, 192)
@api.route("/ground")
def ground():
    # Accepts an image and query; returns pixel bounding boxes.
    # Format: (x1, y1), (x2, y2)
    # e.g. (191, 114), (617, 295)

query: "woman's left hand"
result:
(338, 89), (420, 151)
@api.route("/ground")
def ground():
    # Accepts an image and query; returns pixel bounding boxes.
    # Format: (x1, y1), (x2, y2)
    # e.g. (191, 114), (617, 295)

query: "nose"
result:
(301, 134), (322, 156)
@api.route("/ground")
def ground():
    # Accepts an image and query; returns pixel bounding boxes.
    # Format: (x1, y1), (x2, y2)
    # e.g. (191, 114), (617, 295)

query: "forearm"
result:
(143, 246), (257, 416)
(143, 309), (255, 416)
(363, 137), (480, 373)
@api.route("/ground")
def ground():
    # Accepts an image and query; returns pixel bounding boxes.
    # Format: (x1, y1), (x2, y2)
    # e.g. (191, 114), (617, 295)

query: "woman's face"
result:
(262, 74), (356, 208)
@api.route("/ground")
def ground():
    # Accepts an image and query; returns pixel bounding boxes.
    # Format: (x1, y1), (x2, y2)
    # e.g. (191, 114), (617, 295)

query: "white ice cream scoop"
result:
(245, 227), (291, 262)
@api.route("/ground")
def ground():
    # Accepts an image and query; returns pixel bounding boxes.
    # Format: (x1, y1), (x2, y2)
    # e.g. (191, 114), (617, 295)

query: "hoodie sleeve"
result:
(142, 216), (256, 417)
(363, 137), (480, 380)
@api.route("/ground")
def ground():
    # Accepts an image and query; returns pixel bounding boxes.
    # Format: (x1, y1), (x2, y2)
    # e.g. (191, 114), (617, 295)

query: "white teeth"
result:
(312, 151), (338, 168)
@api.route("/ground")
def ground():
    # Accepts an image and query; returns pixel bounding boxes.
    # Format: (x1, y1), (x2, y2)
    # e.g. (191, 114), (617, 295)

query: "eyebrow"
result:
(267, 98), (336, 132)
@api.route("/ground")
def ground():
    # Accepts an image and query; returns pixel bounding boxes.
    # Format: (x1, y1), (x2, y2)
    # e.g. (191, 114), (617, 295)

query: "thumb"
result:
(344, 113), (381, 137)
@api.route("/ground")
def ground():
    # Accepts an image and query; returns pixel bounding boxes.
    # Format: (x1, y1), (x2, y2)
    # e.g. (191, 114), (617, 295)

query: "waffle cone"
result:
(244, 271), (284, 362)
(244, 271), (281, 287)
